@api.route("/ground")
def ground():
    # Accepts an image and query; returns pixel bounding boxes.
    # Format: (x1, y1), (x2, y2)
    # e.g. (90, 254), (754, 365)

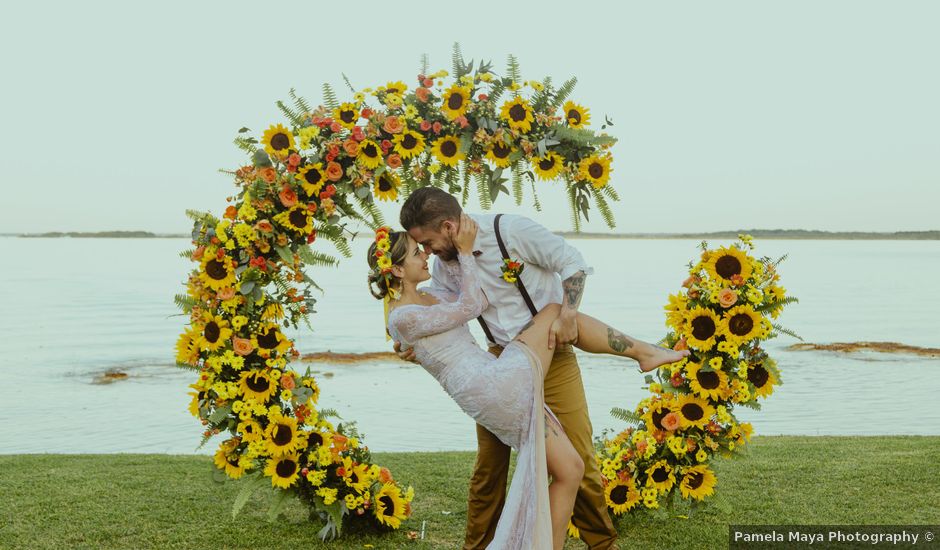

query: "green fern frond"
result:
(488, 79), (506, 105)
(591, 186), (617, 229)
(567, 185), (581, 232)
(420, 53), (429, 76)
(175, 360), (201, 372)
(452, 42), (465, 78)
(755, 296), (799, 313)
(319, 226), (352, 258)
(289, 88), (312, 116)
(601, 184), (620, 202)
(511, 164), (523, 206)
(771, 323), (804, 341)
(506, 54), (522, 87)
(276, 100), (304, 127)
(773, 253), (789, 267)
(297, 245), (338, 268)
(322, 83), (339, 111)
(185, 209), (217, 224)
(529, 179), (542, 212)
(461, 167), (471, 207)
(178, 249), (195, 260)
(174, 293), (198, 312)
(610, 407), (643, 425)
(233, 136), (259, 155)
(341, 73), (356, 93)
(551, 77), (578, 109)
(475, 172), (492, 210)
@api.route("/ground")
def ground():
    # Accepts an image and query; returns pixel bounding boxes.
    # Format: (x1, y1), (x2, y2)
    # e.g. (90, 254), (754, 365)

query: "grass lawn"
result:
(1, 436), (938, 549)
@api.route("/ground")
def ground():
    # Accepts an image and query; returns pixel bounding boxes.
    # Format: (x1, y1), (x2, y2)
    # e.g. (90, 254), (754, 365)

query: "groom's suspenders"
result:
(476, 214), (539, 346)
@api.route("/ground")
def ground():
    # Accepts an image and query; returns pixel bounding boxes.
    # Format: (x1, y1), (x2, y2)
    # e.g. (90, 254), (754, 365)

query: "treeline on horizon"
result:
(6, 229), (940, 240)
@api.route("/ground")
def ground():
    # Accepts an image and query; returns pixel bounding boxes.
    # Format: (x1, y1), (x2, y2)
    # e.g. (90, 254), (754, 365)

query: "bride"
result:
(367, 214), (688, 549)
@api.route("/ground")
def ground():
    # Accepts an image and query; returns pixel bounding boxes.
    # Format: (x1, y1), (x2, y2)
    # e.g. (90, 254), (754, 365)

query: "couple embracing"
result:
(366, 187), (687, 549)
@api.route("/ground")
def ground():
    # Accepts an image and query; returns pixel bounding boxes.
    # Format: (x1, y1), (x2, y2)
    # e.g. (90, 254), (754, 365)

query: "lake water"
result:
(1, 236), (938, 454)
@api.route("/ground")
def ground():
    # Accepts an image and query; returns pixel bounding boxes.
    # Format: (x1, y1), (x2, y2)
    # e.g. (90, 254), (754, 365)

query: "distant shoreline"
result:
(5, 229), (939, 240)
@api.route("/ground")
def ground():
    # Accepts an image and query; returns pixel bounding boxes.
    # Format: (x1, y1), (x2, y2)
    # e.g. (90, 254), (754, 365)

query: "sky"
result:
(2, 0), (937, 234)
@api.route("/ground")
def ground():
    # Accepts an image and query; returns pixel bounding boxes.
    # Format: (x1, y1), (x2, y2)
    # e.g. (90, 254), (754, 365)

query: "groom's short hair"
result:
(400, 186), (462, 230)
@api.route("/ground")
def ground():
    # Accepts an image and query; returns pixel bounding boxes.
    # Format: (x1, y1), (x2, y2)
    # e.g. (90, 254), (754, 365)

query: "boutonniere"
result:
(501, 258), (524, 283)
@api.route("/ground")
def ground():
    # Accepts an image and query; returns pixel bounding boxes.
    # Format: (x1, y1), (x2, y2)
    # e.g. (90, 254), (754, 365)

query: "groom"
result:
(395, 187), (619, 550)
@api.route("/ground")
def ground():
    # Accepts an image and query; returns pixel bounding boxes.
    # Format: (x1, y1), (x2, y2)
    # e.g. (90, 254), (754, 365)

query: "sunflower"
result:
(562, 100), (591, 128)
(678, 465), (717, 501)
(431, 135), (465, 167)
(684, 306), (721, 351)
(532, 151), (564, 181)
(577, 154), (612, 189)
(252, 322), (292, 355)
(340, 456), (372, 493)
(199, 253), (236, 292)
(264, 453), (301, 489)
(175, 328), (201, 366)
(237, 418), (263, 443)
(747, 361), (777, 398)
(642, 399), (676, 433)
(262, 124), (295, 158)
(196, 311), (232, 353)
(704, 246), (753, 285)
(374, 170), (400, 202)
(332, 103), (359, 130)
(356, 139), (383, 169)
(187, 384), (208, 418)
(604, 477), (641, 515)
(719, 304), (763, 347)
(485, 141), (515, 168)
(214, 442), (251, 479)
(644, 460), (676, 493)
(664, 293), (690, 332)
(676, 395), (715, 430)
(567, 517), (581, 539)
(263, 414), (305, 456)
(238, 369), (278, 402)
(373, 482), (409, 529)
(500, 97), (535, 133)
(297, 163), (325, 197)
(686, 361), (731, 401)
(440, 84), (471, 120)
(382, 80), (408, 96)
(392, 130), (426, 159)
(273, 204), (313, 236)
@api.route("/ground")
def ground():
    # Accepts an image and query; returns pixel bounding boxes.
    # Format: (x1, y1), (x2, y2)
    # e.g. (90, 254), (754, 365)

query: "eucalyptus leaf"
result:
(536, 139), (547, 158)
(209, 405), (232, 423)
(239, 281), (255, 295)
(355, 185), (371, 199)
(273, 245), (294, 265)
(211, 465), (229, 484)
(266, 488), (291, 522)
(252, 150), (272, 167)
(238, 127), (250, 133)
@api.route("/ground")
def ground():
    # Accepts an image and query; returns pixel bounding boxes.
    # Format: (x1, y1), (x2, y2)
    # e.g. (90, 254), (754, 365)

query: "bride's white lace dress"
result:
(387, 253), (554, 549)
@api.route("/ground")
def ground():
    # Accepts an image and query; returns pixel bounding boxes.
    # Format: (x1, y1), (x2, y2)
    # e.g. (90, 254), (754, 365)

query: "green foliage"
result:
(419, 53), (429, 76)
(528, 179), (542, 212)
(231, 472), (267, 520)
(511, 164), (523, 206)
(474, 171), (492, 210)
(340, 73), (356, 94)
(551, 77), (578, 109)
(567, 185), (582, 232)
(174, 293), (198, 313)
(591, 185), (617, 229)
(321, 83), (339, 111)
(233, 136), (259, 155)
(289, 88), (312, 116)
(276, 100), (306, 128)
(506, 54), (522, 87)
(297, 245), (339, 268)
(315, 223), (353, 258)
(610, 406), (643, 425)
(771, 323), (803, 341)
(548, 124), (617, 148)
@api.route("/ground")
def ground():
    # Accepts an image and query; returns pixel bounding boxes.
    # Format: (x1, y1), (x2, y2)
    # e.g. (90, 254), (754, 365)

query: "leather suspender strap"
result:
(494, 214), (538, 316)
(476, 213), (538, 345)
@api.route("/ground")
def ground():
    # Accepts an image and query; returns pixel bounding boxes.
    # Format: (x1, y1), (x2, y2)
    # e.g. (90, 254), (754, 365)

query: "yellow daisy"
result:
(431, 135), (465, 167)
(577, 154), (612, 189)
(392, 130), (426, 159)
(562, 100), (591, 128)
(374, 171), (400, 202)
(264, 453), (301, 489)
(684, 306), (721, 351)
(500, 97), (535, 133)
(356, 139), (383, 169)
(440, 84), (471, 120)
(532, 151), (564, 181)
(679, 465), (717, 501)
(262, 124), (295, 158)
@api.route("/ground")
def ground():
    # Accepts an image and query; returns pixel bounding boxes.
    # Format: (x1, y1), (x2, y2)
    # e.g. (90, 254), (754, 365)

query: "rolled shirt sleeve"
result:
(508, 215), (594, 281)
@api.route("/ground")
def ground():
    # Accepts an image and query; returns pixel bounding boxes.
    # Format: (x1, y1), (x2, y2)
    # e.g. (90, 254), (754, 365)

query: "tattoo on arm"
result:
(562, 271), (586, 309)
(607, 328), (634, 353)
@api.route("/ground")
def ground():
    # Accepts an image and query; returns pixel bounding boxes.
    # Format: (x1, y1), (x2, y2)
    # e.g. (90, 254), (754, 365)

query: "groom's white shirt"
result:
(428, 212), (594, 347)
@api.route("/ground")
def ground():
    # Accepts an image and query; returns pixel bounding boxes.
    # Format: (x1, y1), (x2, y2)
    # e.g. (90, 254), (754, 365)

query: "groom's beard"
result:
(436, 244), (458, 262)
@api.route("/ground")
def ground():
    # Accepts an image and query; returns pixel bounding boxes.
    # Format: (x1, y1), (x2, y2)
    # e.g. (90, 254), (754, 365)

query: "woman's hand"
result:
(452, 213), (478, 255)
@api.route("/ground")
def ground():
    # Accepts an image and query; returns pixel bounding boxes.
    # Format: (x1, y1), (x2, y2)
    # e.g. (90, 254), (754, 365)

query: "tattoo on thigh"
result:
(544, 412), (559, 438)
(607, 328), (634, 353)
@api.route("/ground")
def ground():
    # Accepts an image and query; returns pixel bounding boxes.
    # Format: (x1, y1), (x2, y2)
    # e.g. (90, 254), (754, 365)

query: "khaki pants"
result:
(462, 344), (619, 549)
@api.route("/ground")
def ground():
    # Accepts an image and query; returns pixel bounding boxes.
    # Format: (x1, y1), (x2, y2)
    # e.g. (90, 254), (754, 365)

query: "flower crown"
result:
(372, 226), (400, 300)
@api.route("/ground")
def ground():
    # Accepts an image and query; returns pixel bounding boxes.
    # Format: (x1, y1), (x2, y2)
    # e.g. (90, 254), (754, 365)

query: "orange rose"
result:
(325, 161), (344, 182)
(224, 205), (237, 219)
(636, 440), (648, 455)
(254, 220), (274, 233)
(343, 139), (359, 157)
(415, 87), (430, 103)
(217, 287), (236, 300)
(280, 374), (296, 390)
(259, 166), (277, 183)
(717, 287), (738, 308)
(379, 467), (394, 483)
(383, 115), (404, 134)
(386, 154), (403, 169)
(232, 337), (254, 356)
(279, 187), (298, 208)
(661, 412), (680, 431)
(673, 337), (688, 351)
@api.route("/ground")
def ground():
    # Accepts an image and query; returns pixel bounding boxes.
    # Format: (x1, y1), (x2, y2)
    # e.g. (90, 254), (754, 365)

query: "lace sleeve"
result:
(390, 253), (487, 341)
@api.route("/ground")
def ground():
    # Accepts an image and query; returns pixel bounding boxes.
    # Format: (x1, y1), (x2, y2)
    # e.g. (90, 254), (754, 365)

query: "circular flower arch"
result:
(174, 45), (621, 540)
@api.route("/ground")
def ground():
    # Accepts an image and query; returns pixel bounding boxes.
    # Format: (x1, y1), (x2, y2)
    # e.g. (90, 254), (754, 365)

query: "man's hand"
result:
(548, 310), (579, 350)
(393, 340), (418, 363)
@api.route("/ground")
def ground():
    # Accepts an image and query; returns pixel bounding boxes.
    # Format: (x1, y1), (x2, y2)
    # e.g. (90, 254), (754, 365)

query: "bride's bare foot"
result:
(637, 344), (691, 372)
